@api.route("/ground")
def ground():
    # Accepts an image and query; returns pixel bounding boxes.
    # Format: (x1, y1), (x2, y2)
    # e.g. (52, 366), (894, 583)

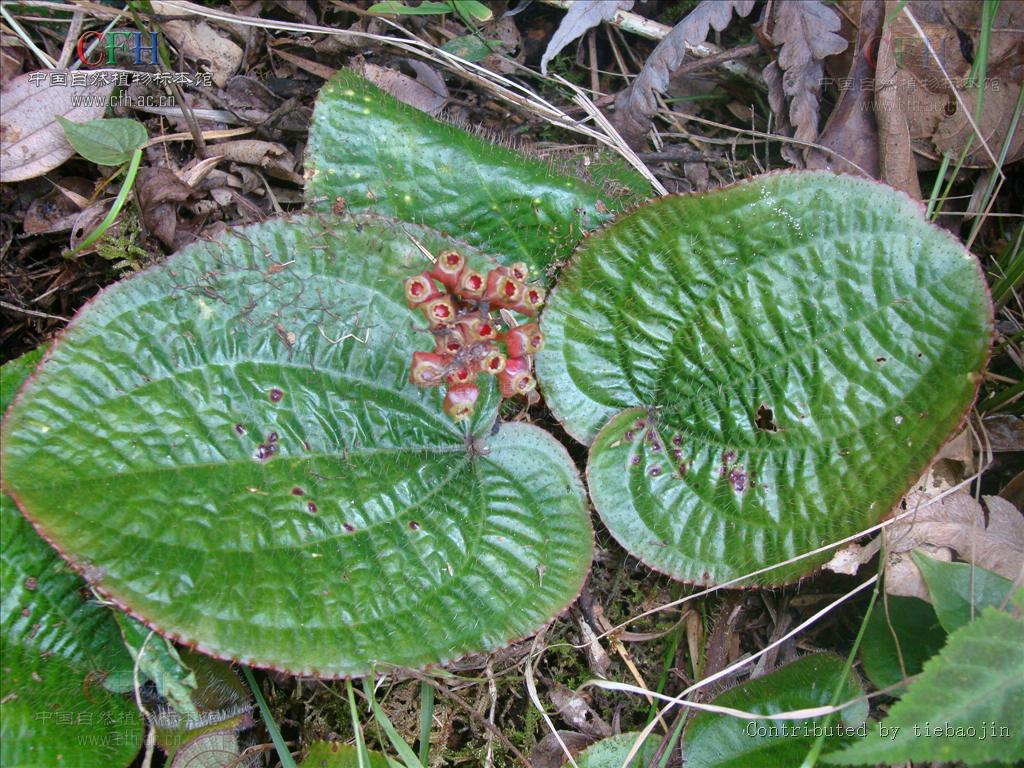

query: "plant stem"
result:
(64, 147), (142, 259)
(418, 682), (435, 765)
(242, 666), (298, 768)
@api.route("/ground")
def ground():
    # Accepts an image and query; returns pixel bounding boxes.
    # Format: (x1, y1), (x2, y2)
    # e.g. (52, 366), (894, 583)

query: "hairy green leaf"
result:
(368, 1), (454, 15)
(571, 732), (660, 767)
(0, 346), (45, 409)
(539, 172), (992, 584)
(299, 742), (394, 767)
(305, 70), (650, 273)
(2, 350), (141, 768)
(1, 350), (140, 768)
(913, 552), (1015, 633)
(56, 116), (148, 166)
(1, 214), (592, 677)
(824, 595), (1024, 766)
(860, 595), (945, 692)
(113, 611), (199, 719)
(686, 654), (867, 768)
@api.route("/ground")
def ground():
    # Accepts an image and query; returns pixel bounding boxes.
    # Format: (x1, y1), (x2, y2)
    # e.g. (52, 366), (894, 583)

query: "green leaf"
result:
(912, 552), (1015, 633)
(1, 213), (593, 677)
(305, 70), (650, 274)
(113, 611), (199, 719)
(56, 116), (148, 166)
(1, 346), (46, 411)
(367, 1), (455, 15)
(539, 172), (992, 584)
(363, 678), (424, 768)
(299, 742), (394, 767)
(451, 0), (492, 21)
(685, 654), (867, 768)
(823, 597), (1024, 766)
(156, 651), (251, 757)
(572, 732), (661, 767)
(860, 595), (945, 692)
(440, 35), (499, 62)
(2, 349), (141, 768)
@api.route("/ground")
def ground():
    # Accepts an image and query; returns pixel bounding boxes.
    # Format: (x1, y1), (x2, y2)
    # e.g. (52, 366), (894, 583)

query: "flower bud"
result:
(403, 272), (441, 306)
(485, 271), (524, 307)
(510, 285), (546, 316)
(410, 351), (447, 387)
(421, 295), (456, 326)
(444, 383), (479, 421)
(455, 316), (497, 344)
(446, 365), (477, 386)
(434, 328), (466, 356)
(503, 323), (544, 357)
(456, 268), (486, 300)
(429, 250), (465, 290)
(480, 348), (507, 375)
(497, 356), (536, 397)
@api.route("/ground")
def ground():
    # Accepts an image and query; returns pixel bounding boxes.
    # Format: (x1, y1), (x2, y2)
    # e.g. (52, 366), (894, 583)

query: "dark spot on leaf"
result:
(24, 577), (37, 591)
(728, 467), (747, 492)
(302, 440), (311, 451)
(672, 434), (682, 447)
(649, 465), (662, 477)
(630, 455), (641, 466)
(409, 520), (420, 531)
(755, 405), (778, 432)
(267, 432), (279, 443)
(307, 502), (318, 514)
(291, 486), (304, 496)
(875, 356), (887, 363)
(234, 424), (246, 436)
(672, 449), (683, 461)
(624, 430), (635, 442)
(253, 443), (276, 461)
(722, 450), (736, 464)
(678, 463), (688, 476)
(634, 419), (646, 430)
(269, 388), (284, 403)
(343, 523), (356, 533)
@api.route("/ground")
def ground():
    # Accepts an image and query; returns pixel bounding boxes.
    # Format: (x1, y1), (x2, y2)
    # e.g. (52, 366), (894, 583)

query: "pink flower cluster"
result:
(404, 250), (546, 421)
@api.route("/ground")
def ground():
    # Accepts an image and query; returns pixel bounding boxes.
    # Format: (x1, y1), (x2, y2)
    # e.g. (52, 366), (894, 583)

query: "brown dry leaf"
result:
(983, 414), (1023, 453)
(153, 1), (242, 88)
(824, 538), (880, 576)
(207, 139), (299, 184)
(483, 16), (524, 75)
(350, 60), (448, 116)
(886, 489), (1024, 581)
(1002, 472), (1024, 510)
(886, 544), (953, 599)
(23, 177), (92, 235)
(540, 0), (634, 75)
(548, 682), (611, 738)
(612, 0), (756, 146)
(528, 731), (597, 768)
(805, 0), (883, 176)
(270, 46), (336, 81)
(764, 0), (849, 145)
(873, 1), (923, 197)
(68, 199), (116, 253)
(0, 70), (114, 183)
(135, 167), (197, 247)
(883, 1), (1024, 168)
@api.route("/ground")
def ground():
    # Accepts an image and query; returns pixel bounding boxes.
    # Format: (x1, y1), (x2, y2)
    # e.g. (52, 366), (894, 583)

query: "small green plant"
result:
(0, 69), (1006, 768)
(55, 116), (148, 258)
